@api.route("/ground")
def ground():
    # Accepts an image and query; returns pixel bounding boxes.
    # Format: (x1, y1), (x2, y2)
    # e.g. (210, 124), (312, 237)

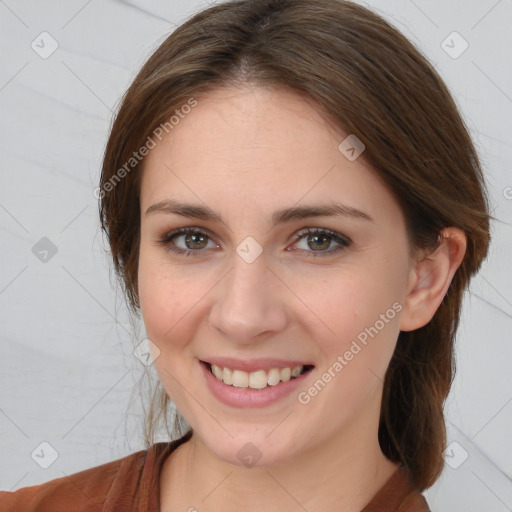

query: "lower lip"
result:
(200, 361), (314, 409)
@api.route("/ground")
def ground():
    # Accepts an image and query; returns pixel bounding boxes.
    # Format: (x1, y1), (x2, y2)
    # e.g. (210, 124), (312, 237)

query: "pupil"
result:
(187, 233), (207, 249)
(310, 234), (329, 250)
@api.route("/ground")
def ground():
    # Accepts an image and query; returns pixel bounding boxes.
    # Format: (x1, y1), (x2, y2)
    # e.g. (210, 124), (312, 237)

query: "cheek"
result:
(296, 278), (401, 423)
(295, 267), (402, 384)
(138, 247), (199, 350)
(297, 268), (397, 340)
(138, 250), (204, 412)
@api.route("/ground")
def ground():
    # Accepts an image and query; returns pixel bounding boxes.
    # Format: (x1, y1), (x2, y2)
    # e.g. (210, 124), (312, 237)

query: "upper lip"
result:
(201, 357), (314, 373)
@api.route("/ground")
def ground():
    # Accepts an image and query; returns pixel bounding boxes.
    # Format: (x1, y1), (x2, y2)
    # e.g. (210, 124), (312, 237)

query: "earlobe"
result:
(399, 228), (467, 332)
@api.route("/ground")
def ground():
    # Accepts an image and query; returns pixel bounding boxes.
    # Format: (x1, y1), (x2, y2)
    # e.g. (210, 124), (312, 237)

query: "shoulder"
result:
(0, 448), (148, 512)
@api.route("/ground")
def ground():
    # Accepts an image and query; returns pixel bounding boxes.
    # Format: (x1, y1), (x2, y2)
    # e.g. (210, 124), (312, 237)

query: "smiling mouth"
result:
(201, 361), (315, 390)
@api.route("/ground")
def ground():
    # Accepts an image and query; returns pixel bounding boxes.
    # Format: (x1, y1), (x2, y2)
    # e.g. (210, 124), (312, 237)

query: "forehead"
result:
(139, 85), (399, 226)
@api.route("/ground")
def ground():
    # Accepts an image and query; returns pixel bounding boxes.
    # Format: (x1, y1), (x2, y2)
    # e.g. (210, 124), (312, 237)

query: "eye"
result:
(157, 227), (219, 257)
(157, 226), (351, 258)
(290, 227), (351, 257)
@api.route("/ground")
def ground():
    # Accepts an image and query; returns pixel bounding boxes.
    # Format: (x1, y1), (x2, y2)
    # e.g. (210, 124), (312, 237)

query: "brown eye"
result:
(183, 232), (209, 250)
(306, 233), (331, 251)
(157, 227), (218, 256)
(157, 226), (351, 258)
(291, 228), (351, 257)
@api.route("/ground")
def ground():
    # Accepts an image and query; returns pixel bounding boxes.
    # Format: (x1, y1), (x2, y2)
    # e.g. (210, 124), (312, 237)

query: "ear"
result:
(400, 227), (467, 332)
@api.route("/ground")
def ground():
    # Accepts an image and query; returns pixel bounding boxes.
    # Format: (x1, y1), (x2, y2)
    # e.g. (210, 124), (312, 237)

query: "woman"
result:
(0, 0), (491, 510)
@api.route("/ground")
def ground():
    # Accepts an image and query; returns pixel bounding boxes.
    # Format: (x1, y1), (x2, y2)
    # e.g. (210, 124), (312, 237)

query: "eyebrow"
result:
(145, 199), (373, 226)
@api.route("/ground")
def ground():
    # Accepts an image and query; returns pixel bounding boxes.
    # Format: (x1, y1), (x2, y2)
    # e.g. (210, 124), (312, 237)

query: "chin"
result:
(200, 429), (301, 469)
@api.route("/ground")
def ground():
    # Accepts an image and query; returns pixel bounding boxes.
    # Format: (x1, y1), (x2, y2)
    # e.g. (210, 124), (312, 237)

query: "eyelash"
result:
(157, 226), (352, 258)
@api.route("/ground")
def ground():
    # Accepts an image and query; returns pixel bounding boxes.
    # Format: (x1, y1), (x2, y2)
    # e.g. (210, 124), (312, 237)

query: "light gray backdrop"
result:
(0, 1), (511, 510)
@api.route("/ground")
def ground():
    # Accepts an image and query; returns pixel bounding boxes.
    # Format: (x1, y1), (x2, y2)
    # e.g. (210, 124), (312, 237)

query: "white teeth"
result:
(232, 369), (249, 387)
(222, 367), (233, 385)
(267, 368), (281, 386)
(291, 366), (302, 378)
(209, 363), (307, 389)
(212, 364), (223, 380)
(249, 370), (268, 389)
(280, 367), (291, 382)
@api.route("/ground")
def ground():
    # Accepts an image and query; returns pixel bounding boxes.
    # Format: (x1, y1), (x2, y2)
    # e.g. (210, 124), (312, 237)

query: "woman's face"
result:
(138, 85), (413, 467)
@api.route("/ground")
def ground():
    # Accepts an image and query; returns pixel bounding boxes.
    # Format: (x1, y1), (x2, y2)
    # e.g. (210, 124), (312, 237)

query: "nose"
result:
(209, 250), (289, 343)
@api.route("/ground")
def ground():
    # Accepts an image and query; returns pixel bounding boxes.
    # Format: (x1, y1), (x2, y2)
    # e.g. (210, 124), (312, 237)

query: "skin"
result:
(137, 85), (466, 512)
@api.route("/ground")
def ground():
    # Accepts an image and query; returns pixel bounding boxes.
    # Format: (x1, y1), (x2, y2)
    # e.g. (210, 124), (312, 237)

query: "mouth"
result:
(200, 360), (315, 391)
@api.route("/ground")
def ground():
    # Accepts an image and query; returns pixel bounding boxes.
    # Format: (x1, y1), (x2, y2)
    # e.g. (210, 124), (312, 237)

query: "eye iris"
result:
(186, 232), (208, 249)
(308, 234), (330, 250)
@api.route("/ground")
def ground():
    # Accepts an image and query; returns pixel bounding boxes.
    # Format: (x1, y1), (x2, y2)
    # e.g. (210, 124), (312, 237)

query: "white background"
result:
(0, 1), (511, 510)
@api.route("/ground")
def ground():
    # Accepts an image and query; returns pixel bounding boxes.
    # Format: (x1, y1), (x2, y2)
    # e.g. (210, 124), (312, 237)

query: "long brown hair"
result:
(99, 0), (491, 490)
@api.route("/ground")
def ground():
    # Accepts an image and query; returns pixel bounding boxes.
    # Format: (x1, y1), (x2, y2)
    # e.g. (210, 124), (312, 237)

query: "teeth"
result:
(267, 368), (281, 386)
(212, 364), (223, 380)
(209, 364), (307, 389)
(249, 370), (268, 389)
(232, 369), (249, 387)
(222, 367), (233, 385)
(291, 366), (302, 378)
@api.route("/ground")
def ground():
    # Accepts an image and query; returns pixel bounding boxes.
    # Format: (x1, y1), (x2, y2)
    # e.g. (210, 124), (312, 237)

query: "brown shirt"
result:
(0, 432), (430, 511)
